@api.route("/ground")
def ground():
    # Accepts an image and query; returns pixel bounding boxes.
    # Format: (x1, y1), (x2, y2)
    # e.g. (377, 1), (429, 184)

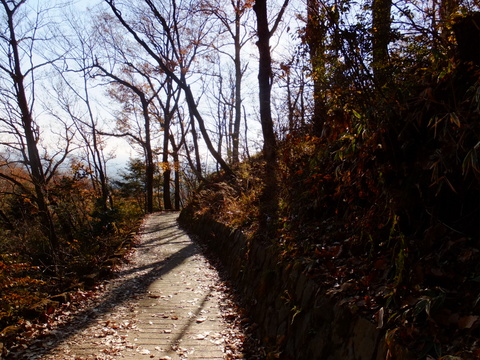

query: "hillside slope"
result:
(185, 70), (480, 359)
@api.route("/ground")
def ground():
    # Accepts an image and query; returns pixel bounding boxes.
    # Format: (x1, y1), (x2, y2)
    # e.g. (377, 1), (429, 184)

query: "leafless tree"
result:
(150, 76), (182, 210)
(104, 0), (233, 178)
(94, 61), (159, 213)
(0, 0), (72, 254)
(201, 0), (254, 164)
(50, 10), (113, 211)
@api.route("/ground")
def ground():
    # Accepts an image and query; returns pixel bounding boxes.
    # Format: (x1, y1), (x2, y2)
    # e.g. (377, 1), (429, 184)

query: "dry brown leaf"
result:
(458, 315), (479, 329)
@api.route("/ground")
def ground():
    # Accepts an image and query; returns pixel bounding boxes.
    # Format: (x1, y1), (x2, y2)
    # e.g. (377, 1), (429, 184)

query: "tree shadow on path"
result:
(6, 213), (199, 359)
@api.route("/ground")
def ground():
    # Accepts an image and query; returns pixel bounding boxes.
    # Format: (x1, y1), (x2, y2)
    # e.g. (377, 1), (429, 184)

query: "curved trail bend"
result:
(9, 212), (246, 360)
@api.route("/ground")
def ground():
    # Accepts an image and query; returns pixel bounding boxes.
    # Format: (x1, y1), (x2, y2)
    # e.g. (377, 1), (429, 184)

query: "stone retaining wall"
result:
(179, 211), (409, 360)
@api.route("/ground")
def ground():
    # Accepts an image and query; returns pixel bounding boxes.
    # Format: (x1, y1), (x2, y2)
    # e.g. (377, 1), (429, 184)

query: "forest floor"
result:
(4, 212), (259, 360)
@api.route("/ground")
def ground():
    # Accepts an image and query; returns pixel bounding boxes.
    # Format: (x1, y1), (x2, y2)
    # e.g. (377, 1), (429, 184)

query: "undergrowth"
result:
(0, 196), (143, 334)
(185, 63), (480, 359)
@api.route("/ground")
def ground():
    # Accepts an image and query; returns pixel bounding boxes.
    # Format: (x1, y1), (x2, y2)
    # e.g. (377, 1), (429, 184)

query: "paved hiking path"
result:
(8, 212), (246, 360)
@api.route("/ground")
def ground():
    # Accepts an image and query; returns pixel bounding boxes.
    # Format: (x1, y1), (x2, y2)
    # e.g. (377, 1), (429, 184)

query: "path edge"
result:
(178, 209), (413, 360)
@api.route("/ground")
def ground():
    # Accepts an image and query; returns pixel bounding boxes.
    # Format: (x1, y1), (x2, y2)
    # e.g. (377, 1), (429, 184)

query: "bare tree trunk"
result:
(232, 4), (243, 164)
(2, 0), (58, 251)
(144, 104), (155, 214)
(173, 153), (181, 210)
(190, 114), (203, 177)
(169, 119), (186, 210)
(371, 0), (392, 89)
(253, 0), (289, 236)
(163, 114), (173, 210)
(159, 78), (181, 210)
(305, 0), (327, 134)
(253, 0), (277, 166)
